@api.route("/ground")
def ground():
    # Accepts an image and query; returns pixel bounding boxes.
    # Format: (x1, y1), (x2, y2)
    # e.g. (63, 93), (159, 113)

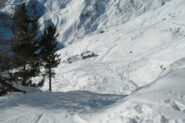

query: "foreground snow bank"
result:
(0, 91), (123, 123)
(83, 58), (185, 123)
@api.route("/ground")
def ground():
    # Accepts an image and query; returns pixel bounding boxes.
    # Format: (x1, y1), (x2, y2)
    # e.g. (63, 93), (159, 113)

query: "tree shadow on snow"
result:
(0, 90), (126, 112)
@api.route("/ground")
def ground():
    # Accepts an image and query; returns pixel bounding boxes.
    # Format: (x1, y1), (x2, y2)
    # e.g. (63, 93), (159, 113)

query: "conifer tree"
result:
(38, 25), (61, 91)
(11, 3), (43, 87)
(0, 50), (26, 95)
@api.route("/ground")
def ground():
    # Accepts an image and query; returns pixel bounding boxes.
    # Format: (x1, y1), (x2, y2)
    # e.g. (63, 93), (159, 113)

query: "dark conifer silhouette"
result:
(38, 25), (61, 91)
(11, 3), (43, 87)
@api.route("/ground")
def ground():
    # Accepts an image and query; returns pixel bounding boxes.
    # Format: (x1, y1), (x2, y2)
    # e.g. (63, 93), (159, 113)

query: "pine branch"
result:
(0, 77), (26, 94)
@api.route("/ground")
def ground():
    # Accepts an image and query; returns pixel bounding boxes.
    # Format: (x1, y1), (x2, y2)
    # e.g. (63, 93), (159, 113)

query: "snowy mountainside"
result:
(1, 0), (171, 44)
(39, 0), (171, 44)
(1, 0), (180, 94)
(46, 0), (185, 95)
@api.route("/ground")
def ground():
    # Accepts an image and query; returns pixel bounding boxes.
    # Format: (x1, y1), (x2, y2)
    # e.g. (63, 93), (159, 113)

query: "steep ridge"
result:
(39, 0), (171, 44)
(0, 0), (172, 44)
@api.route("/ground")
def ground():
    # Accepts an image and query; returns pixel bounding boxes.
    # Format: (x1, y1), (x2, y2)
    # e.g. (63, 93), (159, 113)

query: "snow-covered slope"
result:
(1, 0), (171, 44)
(39, 0), (171, 44)
(44, 0), (185, 95)
(1, 54), (185, 123)
(82, 57), (185, 123)
(2, 0), (182, 95)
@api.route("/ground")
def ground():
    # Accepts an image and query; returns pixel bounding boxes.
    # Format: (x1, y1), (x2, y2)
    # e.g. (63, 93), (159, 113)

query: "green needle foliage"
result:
(11, 3), (43, 87)
(38, 25), (61, 91)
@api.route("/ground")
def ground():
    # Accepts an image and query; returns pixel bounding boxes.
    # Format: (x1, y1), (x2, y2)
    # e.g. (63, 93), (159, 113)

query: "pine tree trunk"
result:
(22, 64), (26, 85)
(49, 68), (52, 91)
